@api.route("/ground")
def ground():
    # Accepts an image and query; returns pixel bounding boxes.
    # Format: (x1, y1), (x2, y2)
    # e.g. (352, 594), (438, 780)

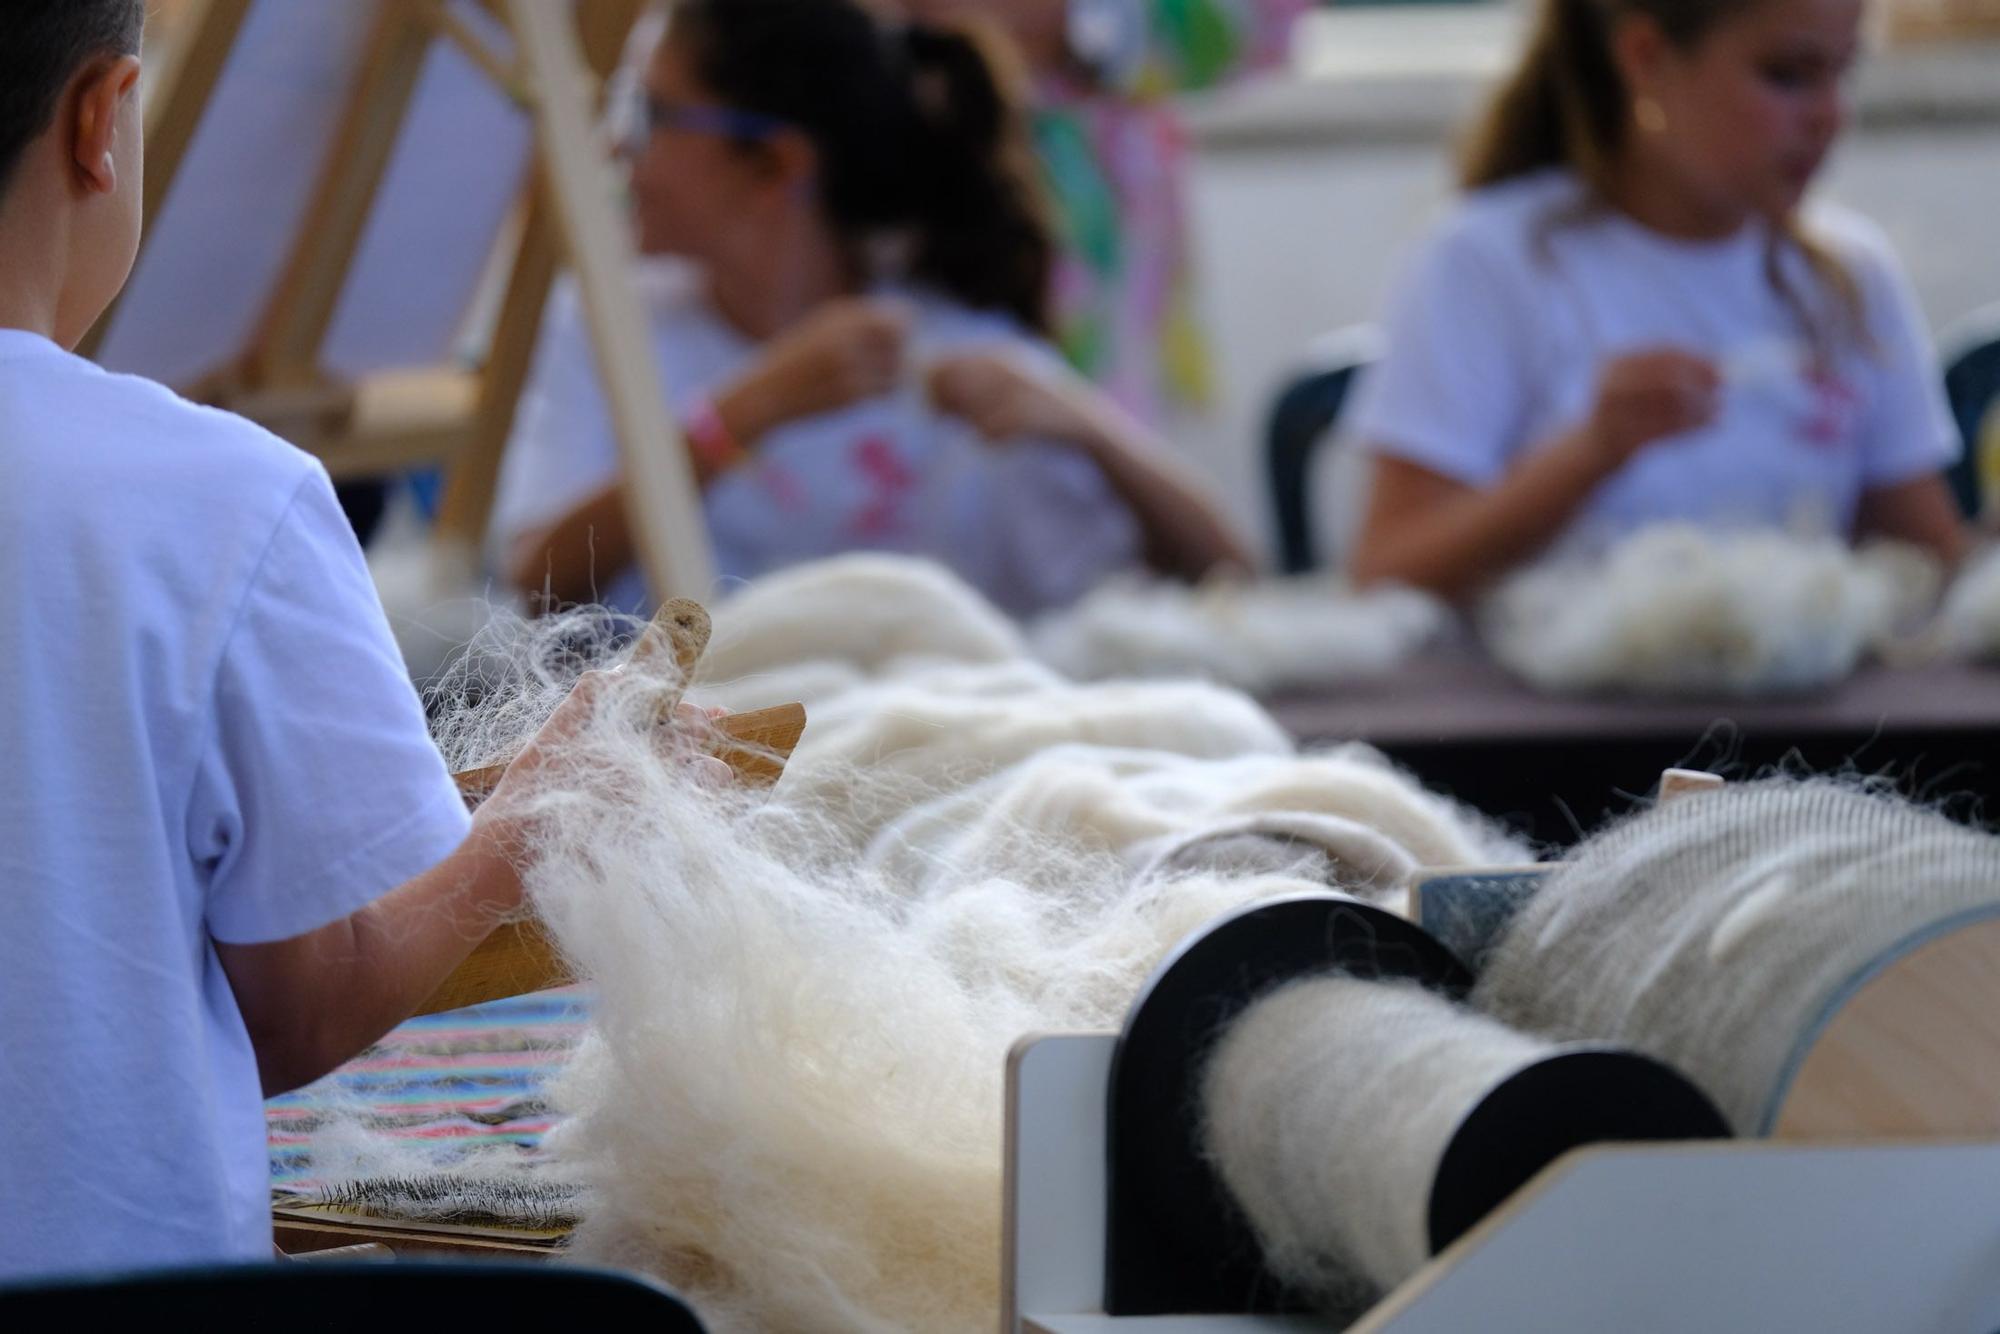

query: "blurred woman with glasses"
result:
(491, 0), (1248, 617)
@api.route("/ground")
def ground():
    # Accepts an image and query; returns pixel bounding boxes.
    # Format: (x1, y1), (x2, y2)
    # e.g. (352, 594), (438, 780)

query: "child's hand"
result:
(719, 298), (911, 443)
(926, 351), (1102, 450)
(478, 675), (730, 826)
(1584, 349), (1721, 465)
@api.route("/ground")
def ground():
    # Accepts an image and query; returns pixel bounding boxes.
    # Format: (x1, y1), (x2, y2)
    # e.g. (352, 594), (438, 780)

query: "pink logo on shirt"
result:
(1799, 369), (1861, 448)
(757, 462), (810, 514)
(849, 435), (917, 538)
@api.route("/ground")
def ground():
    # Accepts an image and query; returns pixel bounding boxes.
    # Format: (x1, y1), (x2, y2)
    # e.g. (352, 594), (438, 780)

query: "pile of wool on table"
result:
(1480, 524), (1941, 695)
(1030, 572), (1449, 692)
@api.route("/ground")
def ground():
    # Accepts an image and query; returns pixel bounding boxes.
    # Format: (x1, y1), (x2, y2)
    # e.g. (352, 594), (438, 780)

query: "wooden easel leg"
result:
(503, 0), (716, 602)
(434, 180), (559, 549)
(433, 0), (642, 553)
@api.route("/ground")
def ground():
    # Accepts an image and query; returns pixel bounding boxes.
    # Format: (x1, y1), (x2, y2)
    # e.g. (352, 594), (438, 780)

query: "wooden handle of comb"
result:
(634, 597), (711, 723)
(708, 701), (807, 786)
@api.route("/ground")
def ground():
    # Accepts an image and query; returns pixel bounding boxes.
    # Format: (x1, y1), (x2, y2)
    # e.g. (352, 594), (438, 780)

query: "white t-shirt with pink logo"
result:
(491, 261), (1142, 617)
(1347, 169), (1958, 550)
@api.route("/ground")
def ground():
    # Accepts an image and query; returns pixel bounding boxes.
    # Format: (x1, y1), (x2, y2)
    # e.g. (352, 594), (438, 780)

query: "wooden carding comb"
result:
(420, 600), (807, 1016)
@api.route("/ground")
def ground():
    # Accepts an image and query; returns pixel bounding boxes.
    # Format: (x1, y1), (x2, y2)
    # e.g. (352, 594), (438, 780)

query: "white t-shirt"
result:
(489, 262), (1143, 617)
(0, 330), (471, 1279)
(1348, 170), (1958, 548)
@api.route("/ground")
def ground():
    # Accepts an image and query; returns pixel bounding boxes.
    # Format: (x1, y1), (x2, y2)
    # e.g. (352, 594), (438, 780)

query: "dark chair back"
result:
(0, 1261), (707, 1330)
(1943, 306), (2000, 519)
(1265, 328), (1380, 574)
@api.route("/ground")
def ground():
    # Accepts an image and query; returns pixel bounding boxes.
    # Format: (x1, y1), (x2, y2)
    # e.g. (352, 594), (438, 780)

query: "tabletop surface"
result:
(1266, 652), (2000, 748)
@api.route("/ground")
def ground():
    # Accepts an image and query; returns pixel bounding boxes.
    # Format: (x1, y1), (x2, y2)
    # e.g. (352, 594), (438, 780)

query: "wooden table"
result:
(1267, 652), (2000, 844)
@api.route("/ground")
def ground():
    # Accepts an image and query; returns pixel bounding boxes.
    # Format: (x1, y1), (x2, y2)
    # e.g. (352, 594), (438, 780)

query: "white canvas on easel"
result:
(91, 0), (711, 604)
(103, 2), (526, 387)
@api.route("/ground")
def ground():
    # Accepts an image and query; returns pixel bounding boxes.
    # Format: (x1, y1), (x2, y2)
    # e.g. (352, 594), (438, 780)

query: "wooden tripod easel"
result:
(91, 0), (711, 600)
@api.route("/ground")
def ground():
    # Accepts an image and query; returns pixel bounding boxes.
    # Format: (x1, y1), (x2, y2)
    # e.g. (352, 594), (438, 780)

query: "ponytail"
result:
(1459, 0), (1624, 192)
(899, 23), (1054, 334)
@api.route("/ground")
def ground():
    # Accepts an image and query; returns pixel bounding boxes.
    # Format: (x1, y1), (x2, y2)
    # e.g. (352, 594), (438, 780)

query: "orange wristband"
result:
(684, 396), (745, 473)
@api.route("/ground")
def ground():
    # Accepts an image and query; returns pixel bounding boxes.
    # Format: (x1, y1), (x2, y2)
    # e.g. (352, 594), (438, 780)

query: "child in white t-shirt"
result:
(1346, 0), (1966, 599)
(490, 0), (1249, 618)
(0, 2), (647, 1279)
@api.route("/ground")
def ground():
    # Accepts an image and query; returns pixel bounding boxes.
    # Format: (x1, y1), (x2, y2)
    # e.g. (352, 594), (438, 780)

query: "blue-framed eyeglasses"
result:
(641, 94), (790, 142)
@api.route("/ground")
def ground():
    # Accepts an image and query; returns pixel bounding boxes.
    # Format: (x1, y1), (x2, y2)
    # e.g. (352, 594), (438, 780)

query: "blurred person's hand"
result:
(1584, 349), (1721, 465)
(715, 298), (912, 445)
(927, 349), (1105, 448)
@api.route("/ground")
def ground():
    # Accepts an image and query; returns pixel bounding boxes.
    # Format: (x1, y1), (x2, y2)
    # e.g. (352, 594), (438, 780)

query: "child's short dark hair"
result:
(0, 0), (146, 196)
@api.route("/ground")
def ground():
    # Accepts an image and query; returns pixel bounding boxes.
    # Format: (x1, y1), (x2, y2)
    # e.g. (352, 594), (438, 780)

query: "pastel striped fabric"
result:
(268, 989), (586, 1190)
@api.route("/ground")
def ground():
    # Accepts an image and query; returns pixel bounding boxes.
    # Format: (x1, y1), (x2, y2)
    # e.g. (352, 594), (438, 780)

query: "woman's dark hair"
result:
(1460, 0), (1793, 193)
(1460, 0), (1864, 356)
(0, 0), (145, 196)
(671, 0), (1054, 334)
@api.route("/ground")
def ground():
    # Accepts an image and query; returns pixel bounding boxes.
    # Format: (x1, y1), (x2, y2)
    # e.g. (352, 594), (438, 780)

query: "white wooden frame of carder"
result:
(1004, 1032), (2000, 1332)
(85, 0), (711, 601)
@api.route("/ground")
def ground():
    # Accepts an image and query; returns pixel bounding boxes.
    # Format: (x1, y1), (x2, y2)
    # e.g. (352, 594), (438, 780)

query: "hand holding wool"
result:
(927, 349), (1100, 449)
(478, 675), (730, 827)
(1584, 348), (1722, 465)
(717, 296), (911, 444)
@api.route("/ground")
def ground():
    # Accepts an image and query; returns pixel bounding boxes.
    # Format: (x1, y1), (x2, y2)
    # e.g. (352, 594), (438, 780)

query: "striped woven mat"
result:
(267, 989), (587, 1237)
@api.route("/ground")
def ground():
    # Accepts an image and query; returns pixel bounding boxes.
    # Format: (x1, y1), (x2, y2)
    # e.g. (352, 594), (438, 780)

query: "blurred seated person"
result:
(491, 0), (1248, 617)
(1346, 0), (1966, 601)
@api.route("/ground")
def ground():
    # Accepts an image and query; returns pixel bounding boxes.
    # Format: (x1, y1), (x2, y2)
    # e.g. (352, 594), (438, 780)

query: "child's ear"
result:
(71, 54), (142, 196)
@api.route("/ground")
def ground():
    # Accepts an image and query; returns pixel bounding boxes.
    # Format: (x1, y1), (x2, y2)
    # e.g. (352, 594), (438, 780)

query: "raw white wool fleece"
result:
(860, 743), (1517, 905)
(767, 666), (1295, 860)
(1938, 543), (2000, 661)
(702, 552), (1024, 682)
(1481, 525), (1939, 695)
(683, 555), (1030, 714)
(1032, 574), (1449, 692)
